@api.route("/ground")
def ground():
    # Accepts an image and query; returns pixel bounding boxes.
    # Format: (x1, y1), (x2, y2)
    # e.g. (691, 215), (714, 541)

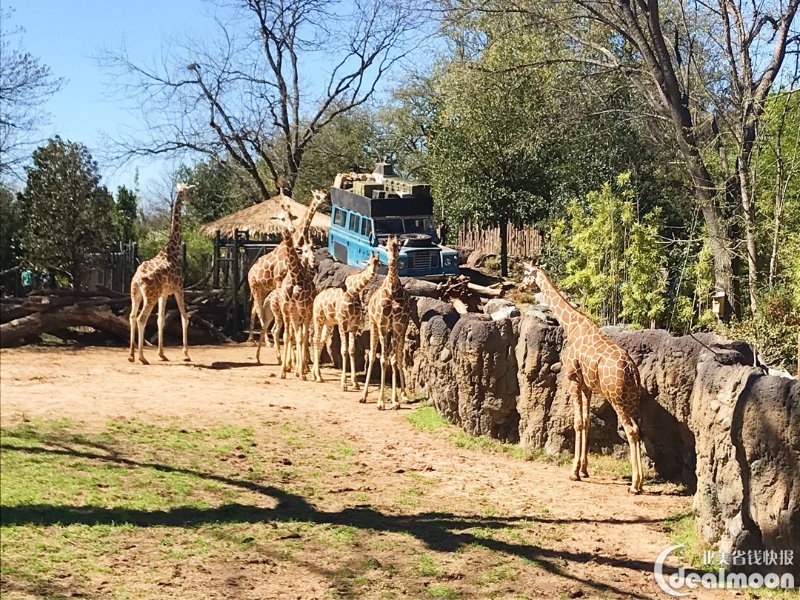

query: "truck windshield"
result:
(374, 219), (404, 234)
(404, 218), (433, 233)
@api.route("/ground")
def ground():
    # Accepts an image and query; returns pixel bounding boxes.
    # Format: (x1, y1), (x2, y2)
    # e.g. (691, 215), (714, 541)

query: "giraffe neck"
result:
(384, 259), (400, 294)
(535, 269), (583, 337)
(293, 199), (319, 245)
(347, 261), (377, 295)
(165, 192), (184, 261)
(284, 243), (301, 283)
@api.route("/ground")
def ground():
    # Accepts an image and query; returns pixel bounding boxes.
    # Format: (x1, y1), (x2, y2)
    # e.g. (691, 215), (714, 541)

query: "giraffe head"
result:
(365, 251), (380, 273)
(520, 261), (544, 292)
(385, 236), (401, 268)
(310, 188), (328, 208)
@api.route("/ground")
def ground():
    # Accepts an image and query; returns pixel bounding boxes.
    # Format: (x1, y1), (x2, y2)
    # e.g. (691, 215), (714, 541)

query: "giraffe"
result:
(275, 229), (316, 379)
(361, 237), (411, 409)
(311, 253), (380, 390)
(128, 183), (194, 365)
(520, 262), (644, 493)
(256, 241), (315, 366)
(246, 189), (326, 343)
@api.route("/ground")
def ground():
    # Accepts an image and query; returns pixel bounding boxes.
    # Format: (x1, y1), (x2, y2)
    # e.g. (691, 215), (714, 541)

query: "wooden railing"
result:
(457, 222), (543, 258)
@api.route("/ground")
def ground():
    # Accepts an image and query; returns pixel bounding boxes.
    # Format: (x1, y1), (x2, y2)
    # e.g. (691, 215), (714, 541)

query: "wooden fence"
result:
(457, 222), (543, 258)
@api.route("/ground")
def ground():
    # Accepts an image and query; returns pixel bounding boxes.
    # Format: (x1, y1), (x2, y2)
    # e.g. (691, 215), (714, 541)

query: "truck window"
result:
(333, 207), (347, 227)
(349, 214), (361, 233)
(404, 218), (432, 233)
(361, 218), (373, 238)
(374, 219), (403, 234)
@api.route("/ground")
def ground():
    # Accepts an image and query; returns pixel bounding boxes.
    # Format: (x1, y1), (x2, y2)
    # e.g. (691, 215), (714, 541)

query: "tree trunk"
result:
(499, 217), (509, 277)
(0, 305), (130, 347)
(737, 119), (760, 314)
(687, 153), (738, 319)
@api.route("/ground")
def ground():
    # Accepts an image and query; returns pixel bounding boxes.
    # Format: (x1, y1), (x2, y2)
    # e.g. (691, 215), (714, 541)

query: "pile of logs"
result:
(0, 287), (232, 348)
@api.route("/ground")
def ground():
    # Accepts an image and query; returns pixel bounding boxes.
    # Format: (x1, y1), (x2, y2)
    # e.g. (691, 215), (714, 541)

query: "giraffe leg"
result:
(621, 416), (644, 494)
(136, 296), (157, 365)
(568, 378), (583, 481)
(298, 322), (309, 380)
(377, 332), (388, 410)
(175, 290), (190, 362)
(340, 329), (349, 391)
(280, 319), (291, 379)
(348, 330), (359, 391)
(360, 325), (379, 404)
(247, 297), (256, 344)
(579, 386), (591, 478)
(389, 351), (399, 409)
(313, 321), (326, 383)
(128, 287), (142, 362)
(258, 299), (275, 364)
(391, 326), (407, 405)
(248, 290), (263, 345)
(157, 295), (168, 360)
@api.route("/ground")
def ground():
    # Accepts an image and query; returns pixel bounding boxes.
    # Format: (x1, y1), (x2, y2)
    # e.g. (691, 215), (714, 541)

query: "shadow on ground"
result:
(1, 434), (670, 599)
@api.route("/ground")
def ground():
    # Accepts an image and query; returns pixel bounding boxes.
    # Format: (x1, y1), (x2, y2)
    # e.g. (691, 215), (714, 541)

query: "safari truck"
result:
(328, 163), (459, 278)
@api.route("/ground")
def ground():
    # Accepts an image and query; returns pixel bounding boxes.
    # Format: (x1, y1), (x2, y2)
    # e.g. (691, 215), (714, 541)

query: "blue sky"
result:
(9, 0), (220, 193)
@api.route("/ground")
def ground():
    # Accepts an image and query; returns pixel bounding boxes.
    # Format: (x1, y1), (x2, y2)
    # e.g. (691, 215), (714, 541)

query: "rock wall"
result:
(310, 253), (799, 570)
(691, 359), (800, 576)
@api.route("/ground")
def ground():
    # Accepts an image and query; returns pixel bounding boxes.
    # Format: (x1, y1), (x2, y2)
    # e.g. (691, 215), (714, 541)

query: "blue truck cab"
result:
(328, 165), (459, 278)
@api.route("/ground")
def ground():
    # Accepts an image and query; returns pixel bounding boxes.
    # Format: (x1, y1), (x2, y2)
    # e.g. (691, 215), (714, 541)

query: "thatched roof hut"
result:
(199, 193), (329, 242)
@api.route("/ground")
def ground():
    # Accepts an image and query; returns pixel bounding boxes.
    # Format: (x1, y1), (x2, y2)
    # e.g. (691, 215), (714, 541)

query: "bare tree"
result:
(450, 0), (799, 316)
(0, 9), (63, 180)
(103, 0), (425, 199)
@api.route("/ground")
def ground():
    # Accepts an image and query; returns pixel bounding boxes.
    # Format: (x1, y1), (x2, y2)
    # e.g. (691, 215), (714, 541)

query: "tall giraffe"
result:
(256, 241), (315, 366)
(275, 229), (316, 379)
(361, 237), (411, 409)
(521, 262), (644, 493)
(128, 183), (194, 364)
(311, 253), (380, 390)
(246, 189), (326, 343)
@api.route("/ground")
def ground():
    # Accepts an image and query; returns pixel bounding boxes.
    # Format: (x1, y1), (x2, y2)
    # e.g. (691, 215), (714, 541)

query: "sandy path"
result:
(0, 345), (726, 599)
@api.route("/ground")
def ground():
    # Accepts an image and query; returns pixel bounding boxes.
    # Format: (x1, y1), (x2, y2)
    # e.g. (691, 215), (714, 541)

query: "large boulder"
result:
(448, 314), (520, 441)
(692, 361), (800, 576)
(604, 329), (753, 488)
(514, 313), (565, 448)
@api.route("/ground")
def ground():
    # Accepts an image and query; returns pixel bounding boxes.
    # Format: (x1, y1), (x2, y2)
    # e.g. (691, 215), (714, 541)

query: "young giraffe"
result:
(246, 190), (326, 343)
(311, 253), (380, 390)
(276, 230), (316, 379)
(361, 237), (411, 409)
(128, 183), (194, 364)
(521, 262), (644, 493)
(256, 241), (315, 366)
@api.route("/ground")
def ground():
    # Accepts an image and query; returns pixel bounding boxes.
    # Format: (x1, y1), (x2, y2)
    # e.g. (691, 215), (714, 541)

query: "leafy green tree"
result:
(20, 137), (115, 284)
(114, 185), (139, 242)
(0, 184), (22, 272)
(177, 161), (255, 223)
(558, 174), (668, 328)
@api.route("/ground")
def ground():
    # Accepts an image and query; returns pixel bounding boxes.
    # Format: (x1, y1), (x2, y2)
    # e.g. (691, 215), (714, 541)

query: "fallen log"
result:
(466, 282), (505, 298)
(0, 305), (130, 347)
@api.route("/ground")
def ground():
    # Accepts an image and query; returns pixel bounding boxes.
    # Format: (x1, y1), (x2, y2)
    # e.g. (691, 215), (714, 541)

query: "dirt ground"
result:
(0, 344), (732, 599)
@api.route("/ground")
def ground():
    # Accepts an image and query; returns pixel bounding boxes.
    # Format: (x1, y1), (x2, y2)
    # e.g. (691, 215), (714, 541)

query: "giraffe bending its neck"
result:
(128, 183), (194, 364)
(246, 189), (326, 344)
(311, 253), (380, 390)
(361, 237), (411, 409)
(521, 262), (645, 493)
